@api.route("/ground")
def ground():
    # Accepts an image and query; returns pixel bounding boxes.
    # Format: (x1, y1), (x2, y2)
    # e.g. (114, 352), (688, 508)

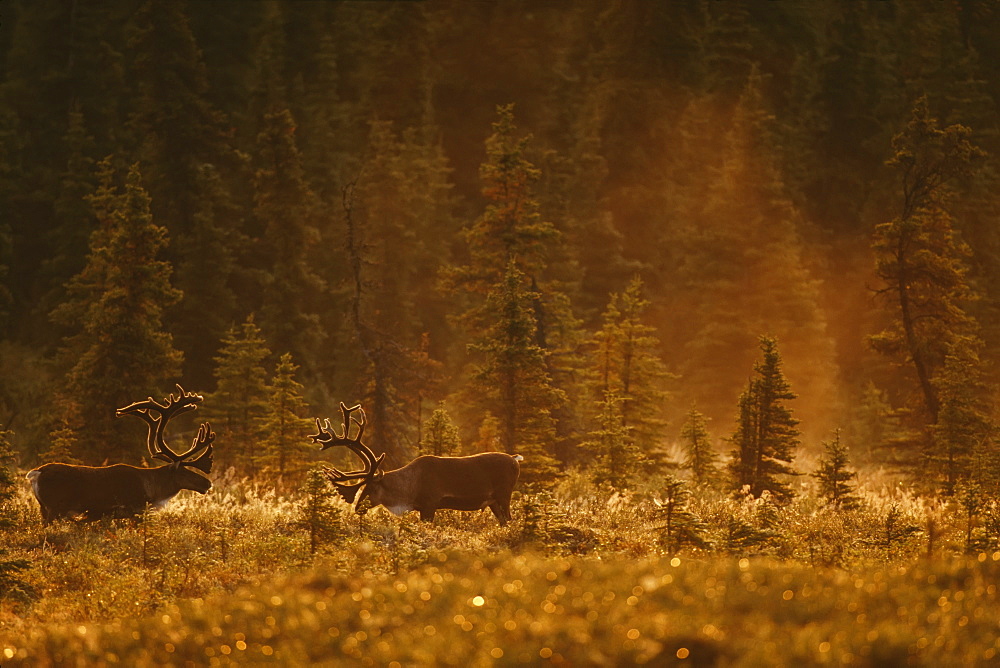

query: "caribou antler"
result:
(184, 422), (215, 474)
(310, 402), (384, 499)
(116, 385), (212, 465)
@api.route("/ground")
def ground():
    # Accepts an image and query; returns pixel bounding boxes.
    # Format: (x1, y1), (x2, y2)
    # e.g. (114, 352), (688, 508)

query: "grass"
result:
(3, 470), (1000, 666)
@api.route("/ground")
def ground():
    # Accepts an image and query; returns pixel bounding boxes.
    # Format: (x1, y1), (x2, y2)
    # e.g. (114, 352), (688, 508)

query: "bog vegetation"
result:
(5, 462), (1000, 666)
(5, 2), (1000, 666)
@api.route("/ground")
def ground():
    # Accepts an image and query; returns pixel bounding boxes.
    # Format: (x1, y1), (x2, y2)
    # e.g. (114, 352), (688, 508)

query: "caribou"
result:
(26, 385), (215, 522)
(311, 402), (522, 525)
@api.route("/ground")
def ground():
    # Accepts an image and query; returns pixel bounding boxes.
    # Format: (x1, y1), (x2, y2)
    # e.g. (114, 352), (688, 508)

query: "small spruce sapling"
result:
(679, 407), (719, 487)
(0, 548), (32, 604)
(979, 501), (1000, 551)
(812, 430), (861, 509)
(299, 468), (342, 554)
(958, 481), (987, 553)
(0, 430), (18, 527)
(653, 476), (707, 555)
(868, 504), (921, 559)
(0, 430), (33, 603)
(721, 518), (775, 556)
(720, 493), (781, 556)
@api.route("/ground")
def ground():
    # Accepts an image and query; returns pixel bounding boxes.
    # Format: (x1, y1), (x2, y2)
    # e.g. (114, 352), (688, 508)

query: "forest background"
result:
(3, 0), (1000, 495)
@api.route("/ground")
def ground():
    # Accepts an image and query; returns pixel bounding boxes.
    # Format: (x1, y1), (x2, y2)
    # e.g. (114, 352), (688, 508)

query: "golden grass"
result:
(3, 471), (999, 666)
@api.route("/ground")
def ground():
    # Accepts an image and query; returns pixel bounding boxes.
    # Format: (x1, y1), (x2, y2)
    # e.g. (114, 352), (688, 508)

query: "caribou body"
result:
(27, 386), (214, 522)
(312, 403), (522, 525)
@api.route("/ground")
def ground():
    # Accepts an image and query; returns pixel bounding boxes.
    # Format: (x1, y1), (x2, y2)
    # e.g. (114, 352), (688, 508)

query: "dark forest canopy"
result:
(2, 0), (1000, 493)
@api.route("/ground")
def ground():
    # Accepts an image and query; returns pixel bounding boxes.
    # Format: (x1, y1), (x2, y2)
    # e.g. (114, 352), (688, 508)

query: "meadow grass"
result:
(3, 471), (999, 666)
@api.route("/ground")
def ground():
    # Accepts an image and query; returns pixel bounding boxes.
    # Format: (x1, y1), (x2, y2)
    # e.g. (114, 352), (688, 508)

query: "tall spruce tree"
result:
(441, 102), (567, 374)
(870, 96), (984, 427)
(728, 336), (800, 501)
(469, 261), (563, 488)
(205, 315), (271, 475)
(443, 104), (577, 470)
(127, 0), (243, 389)
(253, 108), (324, 376)
(43, 108), (96, 319)
(50, 160), (183, 463)
(590, 276), (671, 465)
(443, 103), (557, 296)
(339, 121), (454, 463)
(0, 218), (9, 333)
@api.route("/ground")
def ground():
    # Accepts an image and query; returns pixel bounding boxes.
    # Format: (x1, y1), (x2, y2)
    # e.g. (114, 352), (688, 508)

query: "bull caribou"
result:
(311, 402), (521, 525)
(26, 385), (215, 522)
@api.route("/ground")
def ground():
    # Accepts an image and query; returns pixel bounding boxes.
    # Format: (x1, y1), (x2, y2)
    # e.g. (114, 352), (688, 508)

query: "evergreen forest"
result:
(5, 0), (1000, 491)
(5, 3), (1000, 665)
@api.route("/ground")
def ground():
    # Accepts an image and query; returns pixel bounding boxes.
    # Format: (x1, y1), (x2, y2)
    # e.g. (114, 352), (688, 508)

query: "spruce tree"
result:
(870, 96), (984, 428)
(469, 261), (564, 489)
(256, 353), (314, 480)
(812, 430), (861, 510)
(932, 335), (996, 494)
(298, 468), (342, 555)
(444, 103), (558, 296)
(420, 404), (462, 457)
(591, 276), (671, 467)
(0, 430), (17, 528)
(471, 413), (502, 453)
(679, 407), (720, 487)
(653, 476), (708, 556)
(0, 548), (32, 604)
(44, 107), (96, 317)
(442, 103), (583, 470)
(0, 220), (9, 331)
(340, 122), (454, 462)
(583, 391), (638, 490)
(846, 381), (900, 465)
(43, 422), (82, 465)
(50, 160), (183, 463)
(253, 108), (324, 375)
(697, 2), (757, 97)
(1, 433), (31, 602)
(728, 336), (800, 501)
(663, 69), (839, 433)
(127, 0), (243, 389)
(205, 315), (271, 475)
(296, 22), (351, 208)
